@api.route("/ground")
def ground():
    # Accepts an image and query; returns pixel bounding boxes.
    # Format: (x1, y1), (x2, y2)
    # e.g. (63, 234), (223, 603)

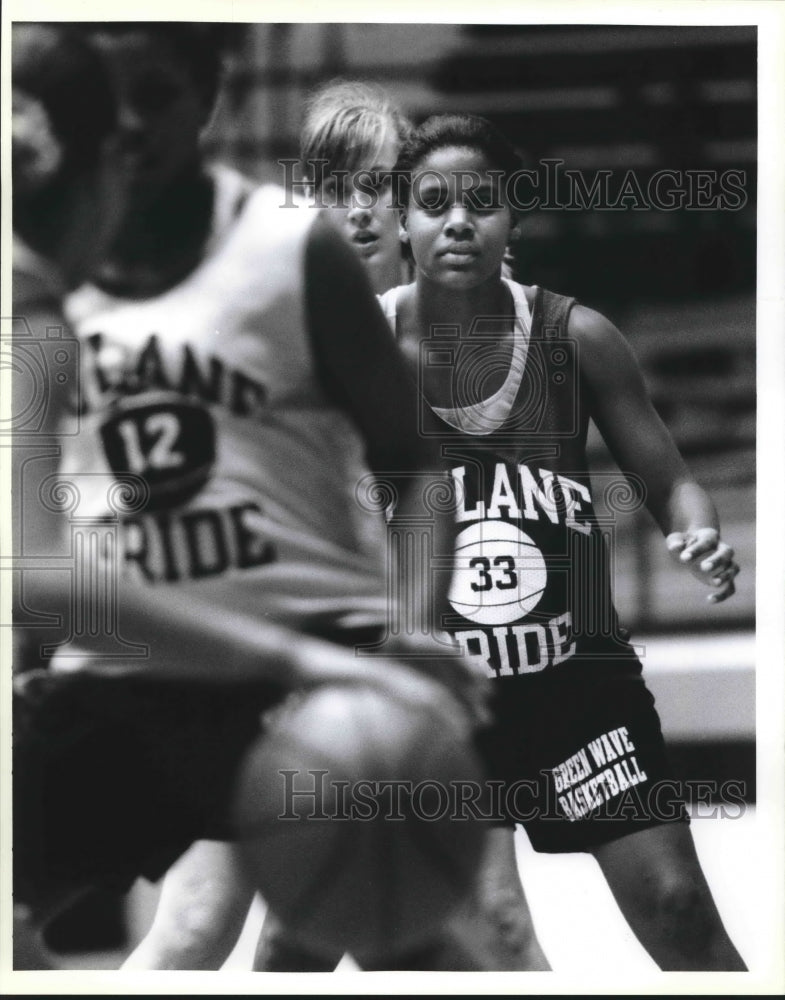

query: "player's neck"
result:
(366, 253), (407, 297)
(94, 165), (215, 298)
(411, 273), (513, 340)
(395, 276), (516, 409)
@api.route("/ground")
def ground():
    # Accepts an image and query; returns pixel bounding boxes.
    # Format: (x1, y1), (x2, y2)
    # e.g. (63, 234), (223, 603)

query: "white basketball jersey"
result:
(62, 168), (388, 634)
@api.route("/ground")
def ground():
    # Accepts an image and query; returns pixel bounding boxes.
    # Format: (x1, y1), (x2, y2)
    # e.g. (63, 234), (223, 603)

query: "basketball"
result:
(449, 520), (548, 625)
(230, 680), (486, 960)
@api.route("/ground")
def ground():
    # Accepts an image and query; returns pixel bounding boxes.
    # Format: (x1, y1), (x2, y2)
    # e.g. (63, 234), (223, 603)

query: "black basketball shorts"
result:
(13, 668), (285, 906)
(12, 621), (390, 907)
(476, 652), (689, 853)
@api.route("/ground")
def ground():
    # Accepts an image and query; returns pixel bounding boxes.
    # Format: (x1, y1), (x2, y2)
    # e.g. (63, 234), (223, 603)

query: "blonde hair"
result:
(300, 79), (411, 190)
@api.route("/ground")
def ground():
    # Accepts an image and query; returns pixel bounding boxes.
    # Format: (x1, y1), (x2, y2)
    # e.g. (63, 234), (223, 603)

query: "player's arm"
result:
(16, 524), (453, 705)
(573, 305), (738, 603)
(11, 304), (72, 544)
(303, 215), (487, 722)
(303, 212), (454, 630)
(11, 297), (77, 669)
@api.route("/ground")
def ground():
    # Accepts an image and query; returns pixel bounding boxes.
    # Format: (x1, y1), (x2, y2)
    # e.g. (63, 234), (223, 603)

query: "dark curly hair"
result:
(394, 113), (522, 209)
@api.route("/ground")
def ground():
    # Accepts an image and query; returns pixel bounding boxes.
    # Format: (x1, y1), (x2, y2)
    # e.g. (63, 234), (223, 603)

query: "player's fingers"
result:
(380, 636), (490, 729)
(440, 686), (492, 735)
(708, 577), (736, 603)
(428, 664), (491, 731)
(379, 659), (485, 734)
(699, 542), (735, 573)
(710, 563), (740, 586)
(680, 530), (719, 561)
(348, 661), (444, 713)
(666, 532), (686, 550)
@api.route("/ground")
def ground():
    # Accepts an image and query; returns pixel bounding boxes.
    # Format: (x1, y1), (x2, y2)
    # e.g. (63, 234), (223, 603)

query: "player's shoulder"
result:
(230, 178), (315, 256)
(206, 159), (312, 242)
(239, 173), (312, 223)
(208, 161), (256, 203)
(557, 299), (642, 383)
(565, 301), (624, 352)
(530, 284), (628, 368)
(12, 235), (67, 315)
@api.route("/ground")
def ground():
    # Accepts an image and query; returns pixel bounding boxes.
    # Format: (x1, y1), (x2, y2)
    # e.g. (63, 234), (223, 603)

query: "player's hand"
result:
(379, 632), (492, 733)
(292, 631), (490, 735)
(665, 528), (739, 603)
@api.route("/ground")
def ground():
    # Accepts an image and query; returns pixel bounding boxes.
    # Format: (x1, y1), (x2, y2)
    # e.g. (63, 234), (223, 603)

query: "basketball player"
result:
(116, 77), (415, 971)
(372, 112), (745, 972)
(10, 25), (485, 969)
(114, 74), (501, 973)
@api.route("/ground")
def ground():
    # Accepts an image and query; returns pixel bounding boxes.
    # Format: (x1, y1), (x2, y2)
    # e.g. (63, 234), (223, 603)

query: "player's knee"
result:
(148, 893), (237, 962)
(650, 876), (714, 952)
(187, 894), (245, 945)
(480, 887), (537, 946)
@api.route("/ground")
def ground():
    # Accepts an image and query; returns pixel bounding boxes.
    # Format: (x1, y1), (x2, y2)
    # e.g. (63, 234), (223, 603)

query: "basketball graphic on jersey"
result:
(449, 520), (547, 625)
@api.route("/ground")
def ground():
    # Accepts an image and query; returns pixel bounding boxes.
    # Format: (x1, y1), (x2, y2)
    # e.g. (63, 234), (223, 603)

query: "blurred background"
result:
(208, 22), (756, 635)
(43, 21), (758, 966)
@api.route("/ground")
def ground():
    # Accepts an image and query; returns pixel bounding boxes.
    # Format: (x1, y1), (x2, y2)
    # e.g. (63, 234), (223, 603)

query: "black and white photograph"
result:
(1, 0), (783, 994)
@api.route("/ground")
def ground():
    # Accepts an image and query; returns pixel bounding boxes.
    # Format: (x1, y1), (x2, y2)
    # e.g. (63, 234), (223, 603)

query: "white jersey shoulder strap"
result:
(379, 279), (533, 436)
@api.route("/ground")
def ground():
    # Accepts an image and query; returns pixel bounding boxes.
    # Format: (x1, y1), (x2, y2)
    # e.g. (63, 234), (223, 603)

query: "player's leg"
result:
(442, 825), (550, 970)
(499, 649), (747, 971)
(363, 825), (549, 970)
(591, 821), (746, 970)
(121, 840), (255, 970)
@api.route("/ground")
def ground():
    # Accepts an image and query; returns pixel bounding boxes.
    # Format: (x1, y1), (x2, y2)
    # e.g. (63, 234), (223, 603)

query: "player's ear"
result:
(509, 212), (521, 242)
(198, 87), (221, 132)
(398, 209), (410, 244)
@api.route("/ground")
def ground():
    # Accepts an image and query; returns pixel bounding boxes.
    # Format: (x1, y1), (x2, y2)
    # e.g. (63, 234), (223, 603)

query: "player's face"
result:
(319, 127), (402, 295)
(400, 146), (517, 290)
(91, 31), (210, 202)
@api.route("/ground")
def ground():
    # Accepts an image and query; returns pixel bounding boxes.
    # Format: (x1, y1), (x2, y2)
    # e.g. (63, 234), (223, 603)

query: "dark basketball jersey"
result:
(380, 280), (631, 679)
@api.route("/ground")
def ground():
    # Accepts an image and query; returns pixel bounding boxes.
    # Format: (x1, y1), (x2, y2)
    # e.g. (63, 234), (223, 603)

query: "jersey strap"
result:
(477, 286), (578, 463)
(532, 286), (577, 340)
